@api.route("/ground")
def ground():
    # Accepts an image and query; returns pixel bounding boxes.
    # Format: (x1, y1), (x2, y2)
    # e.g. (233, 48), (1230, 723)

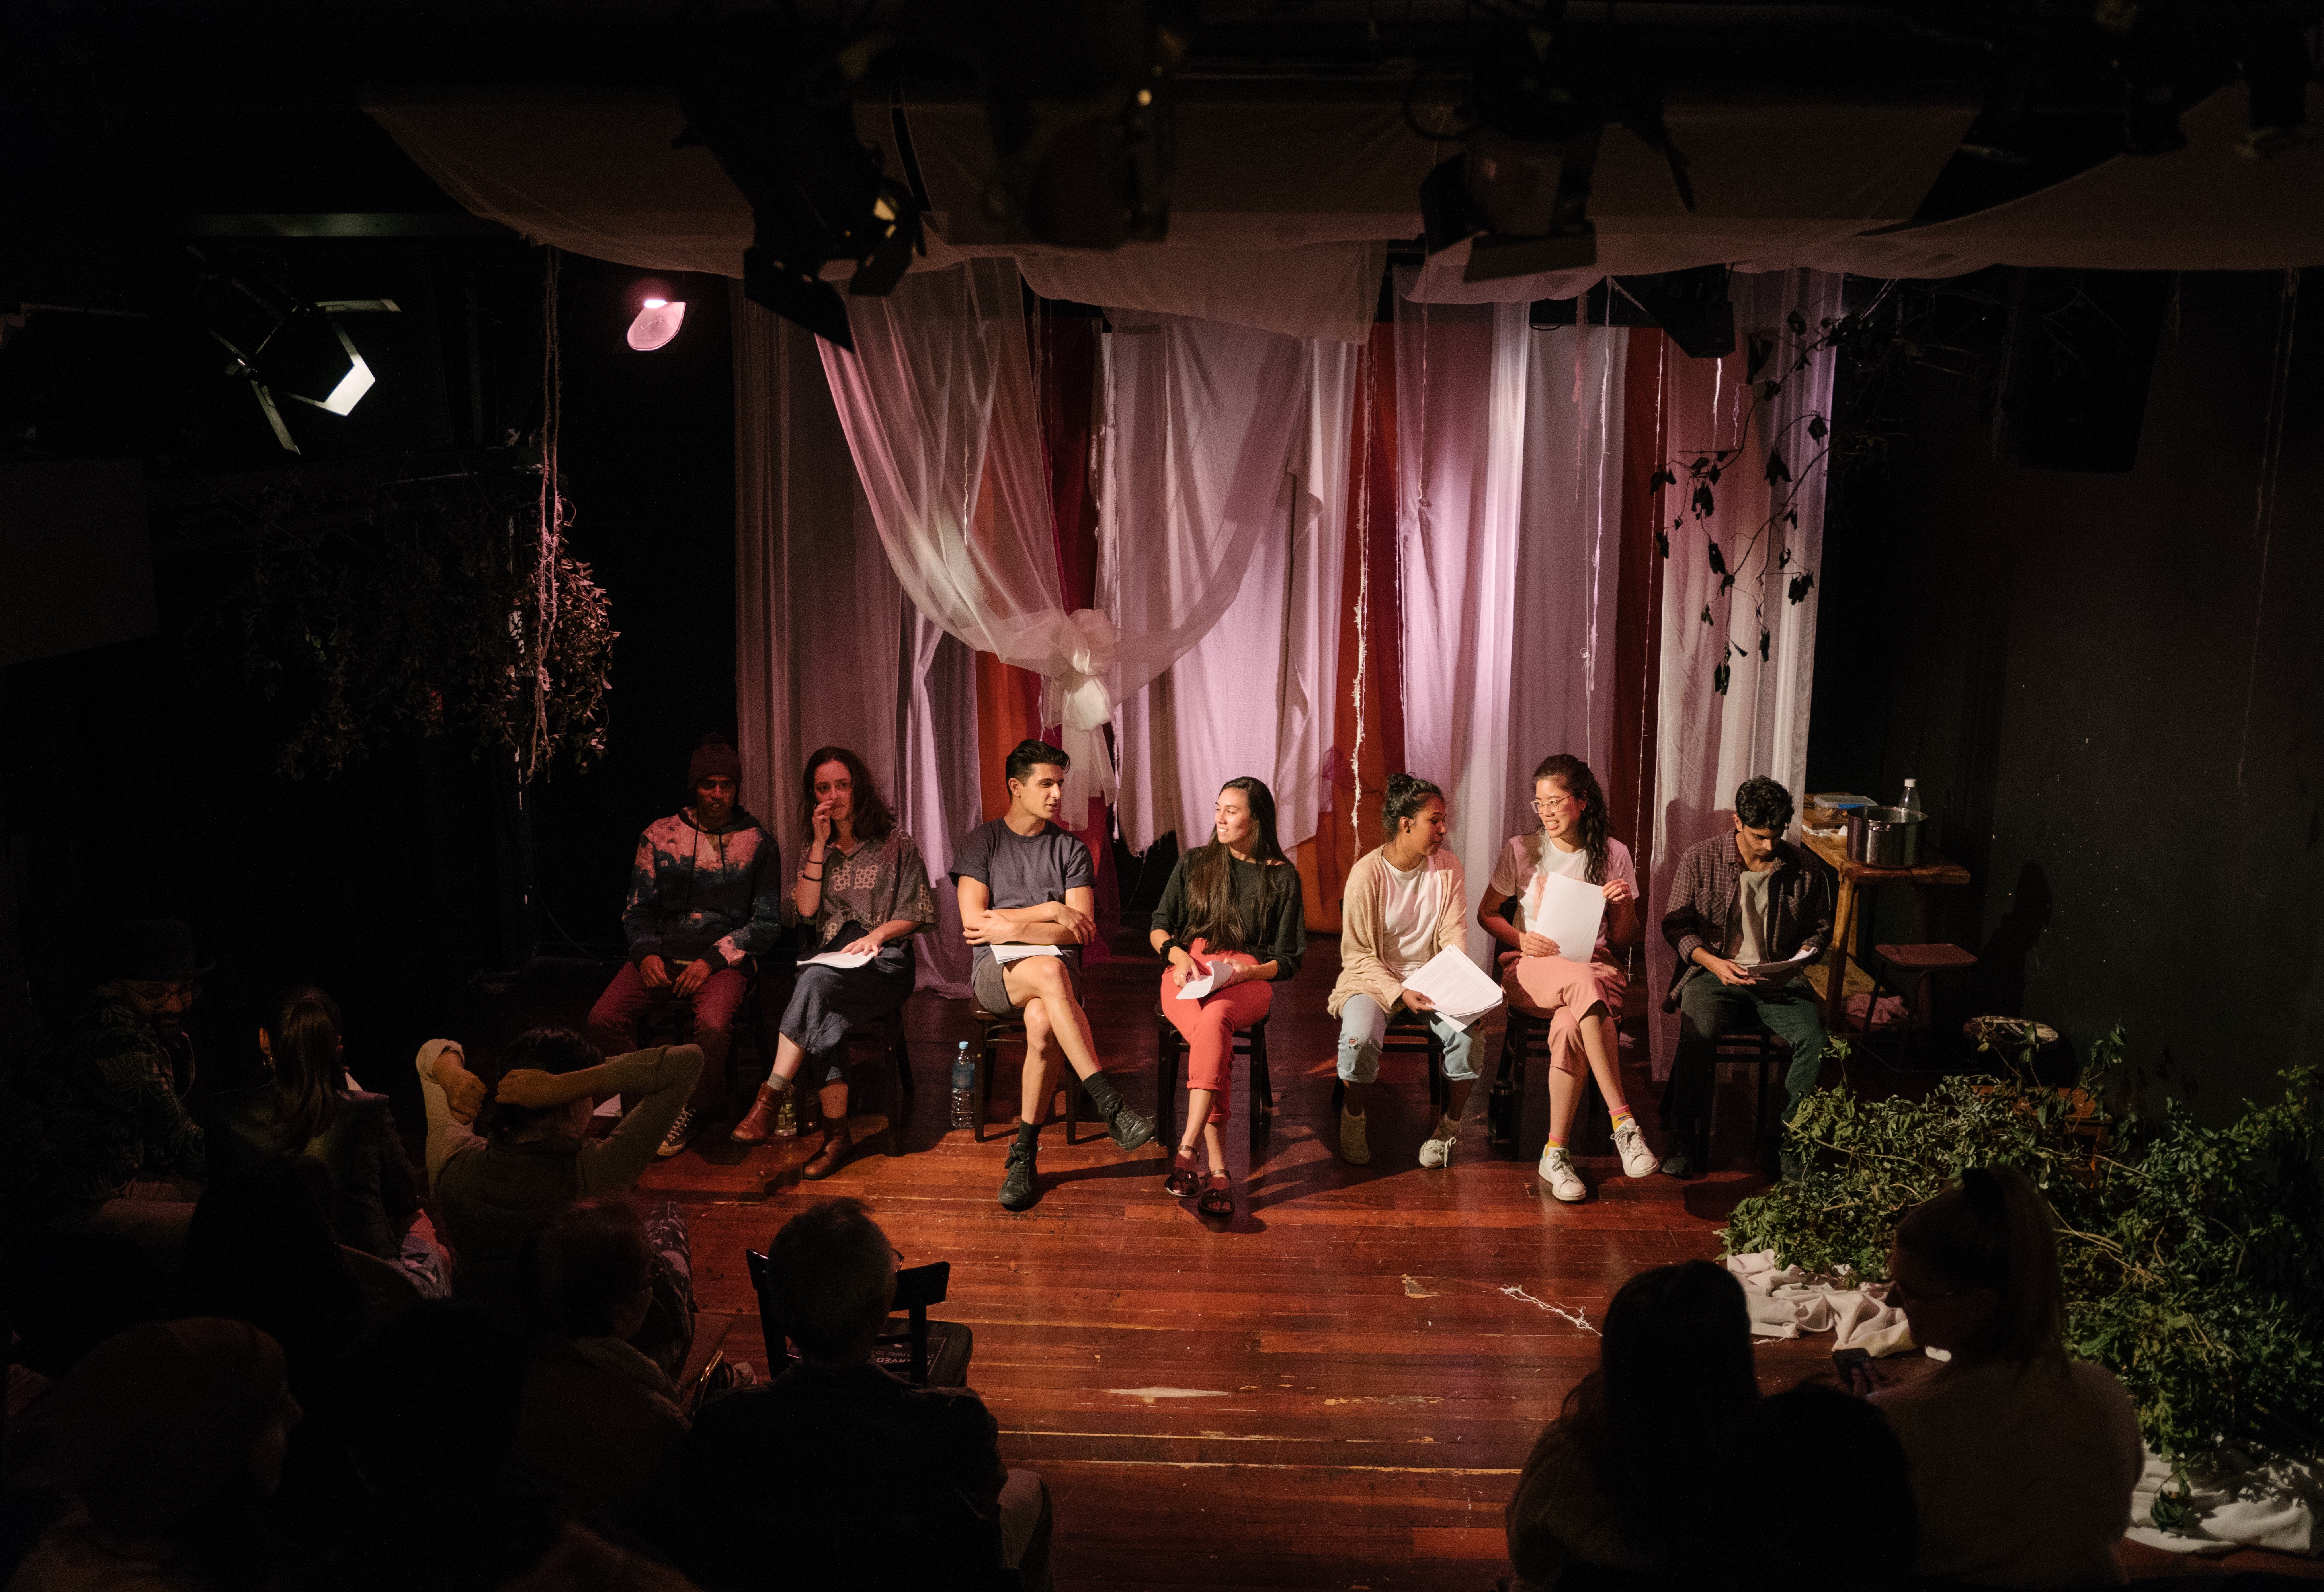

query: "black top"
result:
(1150, 851), (1306, 979)
(202, 1086), (422, 1260)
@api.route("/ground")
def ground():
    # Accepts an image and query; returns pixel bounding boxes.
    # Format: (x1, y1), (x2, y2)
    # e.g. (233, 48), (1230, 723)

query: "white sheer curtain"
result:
(822, 261), (1298, 815)
(1110, 338), (1355, 853)
(734, 290), (974, 998)
(1645, 269), (1847, 1076)
(1392, 278), (1629, 964)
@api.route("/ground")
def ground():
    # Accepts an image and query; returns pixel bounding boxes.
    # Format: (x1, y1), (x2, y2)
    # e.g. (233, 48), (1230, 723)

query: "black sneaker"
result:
(1102, 1100), (1156, 1153)
(998, 1145), (1039, 1210)
(1658, 1145), (1699, 1179)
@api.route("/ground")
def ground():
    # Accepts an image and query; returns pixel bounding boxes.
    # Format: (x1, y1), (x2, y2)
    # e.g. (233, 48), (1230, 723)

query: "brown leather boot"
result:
(730, 1083), (789, 1145)
(801, 1121), (853, 1180)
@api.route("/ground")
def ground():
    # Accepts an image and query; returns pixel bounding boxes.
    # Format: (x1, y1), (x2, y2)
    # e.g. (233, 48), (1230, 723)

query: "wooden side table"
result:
(1800, 829), (1972, 1032)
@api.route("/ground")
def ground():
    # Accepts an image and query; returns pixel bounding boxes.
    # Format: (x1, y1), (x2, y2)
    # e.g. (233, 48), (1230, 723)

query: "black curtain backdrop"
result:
(1808, 270), (2323, 1120)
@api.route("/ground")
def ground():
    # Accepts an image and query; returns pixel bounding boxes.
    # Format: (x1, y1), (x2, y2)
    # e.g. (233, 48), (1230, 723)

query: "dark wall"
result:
(0, 249), (737, 1105)
(1808, 271), (2323, 1119)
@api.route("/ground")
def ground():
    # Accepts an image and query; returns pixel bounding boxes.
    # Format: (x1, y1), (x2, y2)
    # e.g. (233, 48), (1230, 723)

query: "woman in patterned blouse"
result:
(730, 747), (934, 1177)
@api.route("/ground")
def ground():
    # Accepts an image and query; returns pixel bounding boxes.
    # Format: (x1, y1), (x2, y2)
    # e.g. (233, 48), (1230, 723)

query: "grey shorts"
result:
(971, 951), (1083, 1016)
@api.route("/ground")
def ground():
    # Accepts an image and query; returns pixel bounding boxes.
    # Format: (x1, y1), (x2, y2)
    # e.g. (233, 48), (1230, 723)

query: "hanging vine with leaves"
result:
(1648, 297), (1853, 695)
(190, 467), (615, 782)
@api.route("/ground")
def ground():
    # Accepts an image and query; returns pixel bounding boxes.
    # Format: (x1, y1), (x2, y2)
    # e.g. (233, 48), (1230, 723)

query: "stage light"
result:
(626, 282), (687, 351)
(189, 249), (398, 451)
(674, 9), (924, 351)
(1416, 20), (1692, 285)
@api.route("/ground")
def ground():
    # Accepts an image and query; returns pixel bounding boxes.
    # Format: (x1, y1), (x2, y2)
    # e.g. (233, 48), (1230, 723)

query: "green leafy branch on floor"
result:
(1723, 1030), (2324, 1466)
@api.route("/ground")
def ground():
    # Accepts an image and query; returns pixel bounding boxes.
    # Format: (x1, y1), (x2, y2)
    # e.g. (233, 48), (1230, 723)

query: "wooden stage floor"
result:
(622, 935), (2314, 1590)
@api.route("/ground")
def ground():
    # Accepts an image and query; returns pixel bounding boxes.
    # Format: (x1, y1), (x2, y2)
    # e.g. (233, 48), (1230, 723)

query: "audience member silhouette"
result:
(1869, 1167), (2143, 1587)
(1505, 1260), (1758, 1590)
(1722, 1383), (1917, 1590)
(177, 1161), (369, 1401)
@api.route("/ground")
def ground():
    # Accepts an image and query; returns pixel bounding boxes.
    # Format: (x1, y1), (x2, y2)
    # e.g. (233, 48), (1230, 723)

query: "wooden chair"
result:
(744, 1251), (975, 1390)
(1873, 942), (1978, 1066)
(1154, 1005), (1274, 1155)
(1328, 1008), (1448, 1118)
(1488, 1002), (1613, 1160)
(836, 1007), (914, 1157)
(965, 1005), (1088, 1144)
(1716, 1025), (1797, 1151)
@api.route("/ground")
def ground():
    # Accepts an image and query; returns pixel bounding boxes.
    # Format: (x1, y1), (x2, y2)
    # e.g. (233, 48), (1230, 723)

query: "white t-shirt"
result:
(1488, 834), (1636, 953)
(1378, 853), (1453, 979)
(1727, 868), (1775, 967)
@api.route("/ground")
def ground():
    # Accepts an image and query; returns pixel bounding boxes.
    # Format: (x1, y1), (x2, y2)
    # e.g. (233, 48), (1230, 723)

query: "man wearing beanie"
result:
(585, 734), (783, 1157)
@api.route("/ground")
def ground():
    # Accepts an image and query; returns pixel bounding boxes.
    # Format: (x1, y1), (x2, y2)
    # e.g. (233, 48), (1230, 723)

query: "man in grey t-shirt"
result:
(954, 739), (1154, 1211)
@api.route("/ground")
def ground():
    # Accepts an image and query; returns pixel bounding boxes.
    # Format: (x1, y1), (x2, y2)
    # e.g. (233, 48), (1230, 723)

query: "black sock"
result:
(1014, 1120), (1041, 1154)
(1081, 1070), (1123, 1117)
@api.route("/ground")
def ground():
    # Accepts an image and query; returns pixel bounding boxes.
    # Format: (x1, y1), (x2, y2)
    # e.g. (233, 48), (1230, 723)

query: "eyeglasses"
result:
(1530, 796), (1576, 814)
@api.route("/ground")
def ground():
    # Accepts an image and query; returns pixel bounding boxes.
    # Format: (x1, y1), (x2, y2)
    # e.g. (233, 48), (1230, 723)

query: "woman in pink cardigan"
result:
(1323, 774), (1477, 1169)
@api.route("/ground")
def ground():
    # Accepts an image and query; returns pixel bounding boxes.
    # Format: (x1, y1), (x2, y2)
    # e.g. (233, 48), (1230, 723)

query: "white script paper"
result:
(1745, 947), (1817, 983)
(1175, 963), (1220, 1002)
(992, 943), (1064, 964)
(1526, 868), (1608, 964)
(1400, 946), (1505, 1032)
(798, 950), (876, 971)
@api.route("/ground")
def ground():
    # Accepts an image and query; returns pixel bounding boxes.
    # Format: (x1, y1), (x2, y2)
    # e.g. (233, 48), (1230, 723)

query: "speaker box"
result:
(1992, 269), (2172, 473)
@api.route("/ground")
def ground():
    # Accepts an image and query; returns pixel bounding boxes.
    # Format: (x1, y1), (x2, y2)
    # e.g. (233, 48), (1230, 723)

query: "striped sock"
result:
(1610, 1105), (1636, 1130)
(1545, 1134), (1568, 1150)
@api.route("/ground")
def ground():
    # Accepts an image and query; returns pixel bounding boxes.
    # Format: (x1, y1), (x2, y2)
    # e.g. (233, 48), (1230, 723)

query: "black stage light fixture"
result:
(189, 249), (396, 453)
(975, 0), (1190, 249)
(675, 5), (924, 350)
(1417, 14), (1693, 285)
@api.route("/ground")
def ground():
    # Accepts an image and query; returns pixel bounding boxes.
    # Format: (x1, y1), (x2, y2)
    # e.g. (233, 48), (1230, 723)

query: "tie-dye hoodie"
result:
(621, 807), (785, 970)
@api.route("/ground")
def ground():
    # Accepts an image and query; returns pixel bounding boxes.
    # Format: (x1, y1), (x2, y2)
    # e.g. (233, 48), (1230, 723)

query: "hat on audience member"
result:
(60, 1317), (289, 1532)
(107, 919), (215, 981)
(688, 734), (743, 792)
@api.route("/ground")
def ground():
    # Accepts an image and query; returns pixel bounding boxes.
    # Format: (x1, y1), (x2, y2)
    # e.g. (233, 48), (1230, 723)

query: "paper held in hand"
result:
(1525, 868), (1607, 964)
(798, 949), (876, 971)
(1175, 961), (1219, 1001)
(992, 943), (1064, 964)
(1400, 946), (1504, 1032)
(1744, 947), (1817, 983)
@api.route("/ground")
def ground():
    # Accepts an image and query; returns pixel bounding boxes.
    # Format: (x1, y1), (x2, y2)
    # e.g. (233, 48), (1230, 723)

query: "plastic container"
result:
(949, 1041), (975, 1129)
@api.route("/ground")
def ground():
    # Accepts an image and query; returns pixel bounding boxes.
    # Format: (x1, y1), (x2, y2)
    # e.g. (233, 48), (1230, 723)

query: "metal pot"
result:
(1846, 806), (1923, 867)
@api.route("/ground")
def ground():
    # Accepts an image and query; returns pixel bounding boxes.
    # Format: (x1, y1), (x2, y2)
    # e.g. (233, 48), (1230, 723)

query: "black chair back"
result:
(746, 1251), (953, 1387)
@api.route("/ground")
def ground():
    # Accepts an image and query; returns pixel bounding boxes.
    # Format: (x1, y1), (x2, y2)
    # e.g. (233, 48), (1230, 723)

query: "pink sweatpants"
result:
(1159, 941), (1271, 1128)
(1502, 950), (1627, 1077)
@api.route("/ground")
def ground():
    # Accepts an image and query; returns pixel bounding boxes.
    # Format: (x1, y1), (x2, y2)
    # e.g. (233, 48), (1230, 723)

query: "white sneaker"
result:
(1539, 1145), (1587, 1202)
(1612, 1118), (1660, 1179)
(1418, 1118), (1460, 1169)
(655, 1106), (700, 1159)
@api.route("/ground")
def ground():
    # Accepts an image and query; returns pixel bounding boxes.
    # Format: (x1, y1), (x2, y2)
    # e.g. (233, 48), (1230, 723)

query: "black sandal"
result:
(1195, 1170), (1234, 1220)
(1162, 1147), (1202, 1198)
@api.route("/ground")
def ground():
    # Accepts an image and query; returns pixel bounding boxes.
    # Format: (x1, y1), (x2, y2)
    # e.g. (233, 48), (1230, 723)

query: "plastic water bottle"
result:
(1898, 778), (1923, 820)
(949, 1041), (975, 1130)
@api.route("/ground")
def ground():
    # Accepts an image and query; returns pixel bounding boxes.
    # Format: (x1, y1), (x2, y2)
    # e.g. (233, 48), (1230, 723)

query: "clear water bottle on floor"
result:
(950, 1041), (975, 1130)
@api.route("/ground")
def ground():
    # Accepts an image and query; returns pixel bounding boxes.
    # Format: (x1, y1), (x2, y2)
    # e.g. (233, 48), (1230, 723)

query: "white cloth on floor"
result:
(2127, 1444), (2324, 1557)
(1723, 1249), (1915, 1353)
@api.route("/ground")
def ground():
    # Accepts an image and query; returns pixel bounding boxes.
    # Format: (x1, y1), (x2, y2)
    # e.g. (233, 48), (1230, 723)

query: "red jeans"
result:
(586, 960), (749, 1108)
(1501, 950), (1627, 1077)
(1159, 941), (1271, 1129)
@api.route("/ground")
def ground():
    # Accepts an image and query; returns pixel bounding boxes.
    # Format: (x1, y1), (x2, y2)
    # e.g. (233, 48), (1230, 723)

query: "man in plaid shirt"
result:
(1657, 776), (1834, 1179)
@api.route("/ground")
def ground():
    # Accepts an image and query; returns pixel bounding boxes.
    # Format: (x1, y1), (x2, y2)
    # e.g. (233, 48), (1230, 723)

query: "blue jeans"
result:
(1336, 994), (1479, 1084)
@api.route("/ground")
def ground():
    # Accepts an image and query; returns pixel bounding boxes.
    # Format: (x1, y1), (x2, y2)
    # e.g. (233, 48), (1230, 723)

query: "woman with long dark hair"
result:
(202, 985), (445, 1293)
(1868, 1167), (2143, 1586)
(1476, 753), (1652, 1202)
(730, 745), (934, 1181)
(1505, 1260), (1758, 1588)
(1148, 777), (1306, 1219)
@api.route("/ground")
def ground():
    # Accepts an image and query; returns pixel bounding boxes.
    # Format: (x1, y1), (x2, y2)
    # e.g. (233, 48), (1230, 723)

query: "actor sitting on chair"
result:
(1325, 774), (1479, 1168)
(1658, 775), (1834, 1180)
(954, 739), (1154, 1212)
(1149, 776), (1306, 1221)
(585, 734), (783, 1159)
(1478, 754), (1658, 1203)
(731, 746), (934, 1178)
